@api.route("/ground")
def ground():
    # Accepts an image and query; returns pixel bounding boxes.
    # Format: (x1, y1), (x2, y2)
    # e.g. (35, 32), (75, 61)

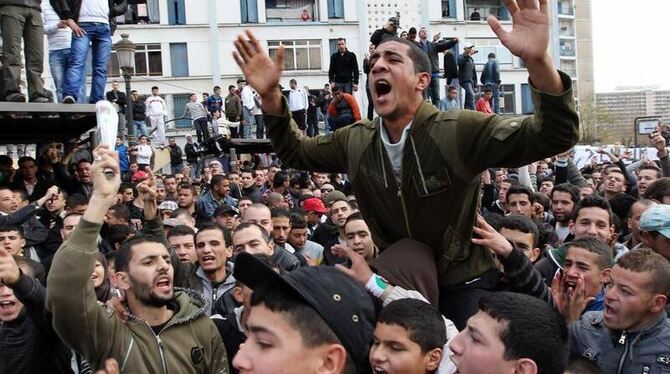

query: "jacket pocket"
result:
(412, 167), (451, 198)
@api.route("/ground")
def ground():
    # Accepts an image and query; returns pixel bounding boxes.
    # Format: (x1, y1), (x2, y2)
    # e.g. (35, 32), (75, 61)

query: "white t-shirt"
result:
(379, 120), (413, 181)
(78, 0), (110, 24)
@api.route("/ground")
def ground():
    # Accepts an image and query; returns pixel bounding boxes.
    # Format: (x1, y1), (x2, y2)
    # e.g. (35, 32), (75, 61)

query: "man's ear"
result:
(316, 344), (347, 374)
(416, 72), (431, 92)
(513, 358), (538, 374)
(649, 294), (668, 314)
(115, 271), (131, 291)
(568, 220), (575, 235)
(530, 248), (541, 263)
(425, 347), (443, 371)
(600, 268), (612, 285)
(267, 241), (275, 256)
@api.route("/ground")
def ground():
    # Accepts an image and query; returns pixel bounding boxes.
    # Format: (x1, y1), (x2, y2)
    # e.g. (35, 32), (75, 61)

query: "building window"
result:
(470, 43), (513, 65)
(241, 0), (259, 23)
(266, 0), (318, 22)
(170, 43), (189, 77)
(441, 0), (456, 18)
(499, 84), (516, 114)
(172, 94), (193, 129)
(268, 40), (321, 71)
(327, 0), (344, 19)
(167, 0), (186, 25)
(117, 0), (160, 25)
(107, 44), (163, 77)
(465, 1), (510, 21)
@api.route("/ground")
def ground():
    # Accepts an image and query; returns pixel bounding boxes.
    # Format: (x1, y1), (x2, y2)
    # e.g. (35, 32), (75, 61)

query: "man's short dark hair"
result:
(488, 52), (496, 59)
(109, 204), (130, 222)
(115, 237), (168, 272)
(210, 174), (228, 188)
(66, 193), (88, 210)
(331, 85), (342, 94)
(151, 86), (159, 91)
(250, 283), (357, 374)
(107, 224), (134, 248)
(196, 224), (228, 246)
(506, 185), (535, 204)
(228, 85), (236, 91)
(551, 183), (580, 203)
(17, 156), (36, 166)
(271, 207), (291, 220)
(643, 177), (670, 202)
(638, 164), (662, 179)
(0, 224), (23, 238)
(167, 225), (196, 239)
(447, 85), (456, 92)
(617, 248), (670, 297)
(483, 87), (492, 94)
(213, 85), (221, 91)
(378, 37), (431, 75)
(178, 183), (197, 196)
(272, 171), (289, 189)
(566, 237), (613, 270)
(377, 299), (446, 354)
(478, 292), (568, 374)
(11, 189), (28, 203)
(500, 214), (539, 248)
(572, 195), (613, 225)
(290, 212), (307, 230)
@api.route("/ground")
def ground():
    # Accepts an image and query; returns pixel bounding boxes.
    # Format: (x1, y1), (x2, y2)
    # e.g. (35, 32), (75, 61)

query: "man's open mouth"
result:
(375, 80), (392, 97)
(0, 301), (16, 310)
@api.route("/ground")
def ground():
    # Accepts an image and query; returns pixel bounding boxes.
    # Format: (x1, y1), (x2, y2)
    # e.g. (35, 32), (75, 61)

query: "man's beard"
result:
(129, 273), (174, 308)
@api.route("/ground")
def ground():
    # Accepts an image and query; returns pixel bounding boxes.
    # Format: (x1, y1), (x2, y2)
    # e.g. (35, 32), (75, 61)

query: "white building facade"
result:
(41, 0), (589, 134)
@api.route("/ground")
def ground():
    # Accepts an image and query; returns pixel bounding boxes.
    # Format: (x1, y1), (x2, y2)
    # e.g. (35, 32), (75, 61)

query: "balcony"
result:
(559, 40), (576, 57)
(465, 1), (511, 21)
(266, 0), (319, 23)
(558, 0), (574, 16)
(116, 0), (160, 25)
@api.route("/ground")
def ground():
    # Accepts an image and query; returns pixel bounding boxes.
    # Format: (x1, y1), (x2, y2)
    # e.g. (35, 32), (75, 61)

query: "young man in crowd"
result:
(303, 196), (327, 238)
(167, 224), (197, 264)
(449, 292), (569, 374)
(240, 206), (300, 271)
(638, 203), (670, 260)
(314, 198), (353, 266)
(193, 225), (236, 316)
(569, 248), (670, 373)
(46, 146), (228, 372)
(505, 185), (535, 219)
(343, 212), (377, 264)
(550, 183), (580, 244)
(288, 213), (324, 265)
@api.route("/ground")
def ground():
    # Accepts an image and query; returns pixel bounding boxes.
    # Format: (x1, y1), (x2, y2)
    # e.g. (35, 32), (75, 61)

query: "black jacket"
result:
(184, 142), (200, 164)
(169, 144), (183, 167)
(132, 99), (146, 121)
(0, 273), (73, 374)
(106, 89), (127, 114)
(328, 50), (359, 85)
(418, 38), (458, 73)
(50, 0), (127, 35)
(458, 53), (477, 84)
(370, 28), (395, 47)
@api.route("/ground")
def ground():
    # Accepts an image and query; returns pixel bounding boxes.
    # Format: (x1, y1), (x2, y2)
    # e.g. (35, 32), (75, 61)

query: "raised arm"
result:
(46, 146), (125, 365)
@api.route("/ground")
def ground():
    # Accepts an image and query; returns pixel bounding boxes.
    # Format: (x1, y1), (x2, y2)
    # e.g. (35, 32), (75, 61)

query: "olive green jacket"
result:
(46, 219), (228, 373)
(266, 72), (579, 286)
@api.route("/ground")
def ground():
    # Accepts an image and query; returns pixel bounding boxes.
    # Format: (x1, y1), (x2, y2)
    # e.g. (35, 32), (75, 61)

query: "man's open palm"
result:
(233, 30), (285, 98)
(488, 0), (550, 63)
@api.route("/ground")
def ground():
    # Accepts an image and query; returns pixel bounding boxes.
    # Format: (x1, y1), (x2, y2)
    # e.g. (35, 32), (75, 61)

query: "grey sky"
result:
(592, 0), (668, 92)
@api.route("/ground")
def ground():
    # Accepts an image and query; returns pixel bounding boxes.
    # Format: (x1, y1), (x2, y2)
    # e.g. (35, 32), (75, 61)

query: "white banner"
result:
(573, 145), (661, 169)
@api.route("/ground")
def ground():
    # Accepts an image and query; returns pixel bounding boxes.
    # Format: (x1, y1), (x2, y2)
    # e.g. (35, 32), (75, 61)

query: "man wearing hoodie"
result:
(46, 146), (228, 373)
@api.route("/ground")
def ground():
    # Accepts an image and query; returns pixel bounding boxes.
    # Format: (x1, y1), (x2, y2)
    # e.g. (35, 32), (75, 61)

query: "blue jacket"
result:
(115, 144), (129, 172)
(481, 58), (500, 85)
(195, 190), (237, 221)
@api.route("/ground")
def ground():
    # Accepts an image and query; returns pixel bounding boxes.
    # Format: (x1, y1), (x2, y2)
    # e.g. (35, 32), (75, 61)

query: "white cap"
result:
(463, 42), (475, 49)
(185, 133), (192, 138)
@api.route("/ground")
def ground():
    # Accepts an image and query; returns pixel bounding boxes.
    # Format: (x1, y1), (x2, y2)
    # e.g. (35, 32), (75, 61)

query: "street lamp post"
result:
(114, 34), (136, 140)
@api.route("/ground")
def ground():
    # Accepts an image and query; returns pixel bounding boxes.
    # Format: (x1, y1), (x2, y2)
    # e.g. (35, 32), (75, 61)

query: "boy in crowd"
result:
(370, 299), (446, 374)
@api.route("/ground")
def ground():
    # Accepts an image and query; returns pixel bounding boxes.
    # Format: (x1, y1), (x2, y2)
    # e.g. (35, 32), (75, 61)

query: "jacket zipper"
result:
(145, 322), (169, 374)
(397, 186), (412, 238)
(616, 331), (628, 374)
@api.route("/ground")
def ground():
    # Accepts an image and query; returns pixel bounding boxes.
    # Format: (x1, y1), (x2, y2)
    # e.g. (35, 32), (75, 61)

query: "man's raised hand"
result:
(90, 145), (121, 202)
(233, 30), (284, 113)
(488, 0), (550, 63)
(0, 248), (20, 285)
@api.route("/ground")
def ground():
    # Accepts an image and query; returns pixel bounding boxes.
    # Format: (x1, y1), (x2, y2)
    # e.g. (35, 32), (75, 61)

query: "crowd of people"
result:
(2, 1), (670, 374)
